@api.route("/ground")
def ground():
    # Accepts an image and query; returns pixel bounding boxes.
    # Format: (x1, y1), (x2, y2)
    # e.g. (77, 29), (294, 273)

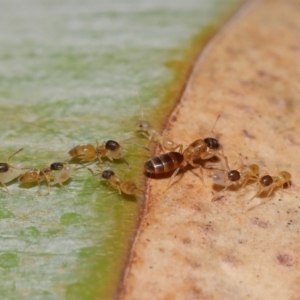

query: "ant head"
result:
(137, 121), (150, 132)
(50, 162), (64, 171)
(0, 163), (9, 173)
(228, 170), (241, 182)
(260, 175), (273, 187)
(102, 169), (115, 180)
(105, 140), (120, 151)
(204, 137), (220, 150)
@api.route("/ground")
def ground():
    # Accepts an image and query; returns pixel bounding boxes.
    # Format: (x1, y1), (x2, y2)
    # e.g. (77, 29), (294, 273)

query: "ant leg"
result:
(170, 143), (183, 153)
(266, 186), (275, 198)
(189, 161), (205, 186)
(96, 156), (103, 164)
(38, 172), (51, 196)
(211, 182), (233, 202)
(139, 132), (150, 140)
(122, 157), (131, 169)
(217, 153), (230, 171)
(248, 184), (264, 203)
(44, 175), (51, 196)
(74, 161), (96, 171)
(117, 186), (122, 195)
(166, 167), (181, 190)
(178, 144), (183, 154)
(87, 168), (102, 177)
(0, 181), (10, 194)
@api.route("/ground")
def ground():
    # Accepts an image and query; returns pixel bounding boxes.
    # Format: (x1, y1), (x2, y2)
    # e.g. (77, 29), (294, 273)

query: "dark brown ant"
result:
(144, 138), (227, 187)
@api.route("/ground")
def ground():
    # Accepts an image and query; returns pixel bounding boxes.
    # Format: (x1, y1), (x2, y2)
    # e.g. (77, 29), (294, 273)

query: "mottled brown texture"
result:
(119, 0), (300, 299)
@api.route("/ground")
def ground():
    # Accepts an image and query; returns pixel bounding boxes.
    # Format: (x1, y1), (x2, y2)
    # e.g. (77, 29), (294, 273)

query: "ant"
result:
(19, 162), (73, 195)
(88, 167), (140, 196)
(0, 148), (24, 193)
(211, 163), (260, 201)
(137, 120), (182, 152)
(68, 140), (130, 167)
(144, 137), (227, 187)
(135, 93), (182, 152)
(249, 170), (291, 202)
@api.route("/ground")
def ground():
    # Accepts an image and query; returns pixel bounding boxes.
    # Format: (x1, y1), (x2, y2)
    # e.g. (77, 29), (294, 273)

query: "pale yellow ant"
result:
(144, 137), (228, 188)
(19, 162), (73, 195)
(68, 140), (130, 167)
(249, 170), (292, 202)
(0, 148), (24, 193)
(211, 163), (260, 201)
(135, 93), (182, 152)
(137, 120), (183, 152)
(88, 167), (140, 196)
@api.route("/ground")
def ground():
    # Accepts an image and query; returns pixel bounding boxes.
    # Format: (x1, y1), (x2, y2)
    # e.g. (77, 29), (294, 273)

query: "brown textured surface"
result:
(119, 0), (300, 299)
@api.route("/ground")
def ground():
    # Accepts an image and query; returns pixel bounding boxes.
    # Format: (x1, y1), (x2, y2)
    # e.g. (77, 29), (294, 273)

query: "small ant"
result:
(19, 162), (73, 195)
(211, 163), (260, 201)
(89, 168), (140, 196)
(68, 140), (130, 167)
(135, 93), (182, 152)
(51, 162), (73, 187)
(137, 120), (182, 152)
(249, 170), (291, 202)
(144, 138), (227, 187)
(0, 148), (24, 193)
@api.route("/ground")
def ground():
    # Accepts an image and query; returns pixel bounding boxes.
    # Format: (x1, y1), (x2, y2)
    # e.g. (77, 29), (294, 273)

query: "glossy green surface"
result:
(0, 0), (242, 299)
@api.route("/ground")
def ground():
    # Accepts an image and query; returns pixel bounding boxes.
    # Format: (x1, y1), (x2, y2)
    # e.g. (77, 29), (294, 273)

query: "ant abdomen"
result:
(120, 181), (139, 195)
(68, 144), (96, 161)
(144, 152), (184, 175)
(19, 169), (40, 183)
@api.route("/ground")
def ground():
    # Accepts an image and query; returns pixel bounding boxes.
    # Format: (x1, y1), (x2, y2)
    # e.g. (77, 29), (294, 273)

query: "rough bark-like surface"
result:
(120, 0), (300, 299)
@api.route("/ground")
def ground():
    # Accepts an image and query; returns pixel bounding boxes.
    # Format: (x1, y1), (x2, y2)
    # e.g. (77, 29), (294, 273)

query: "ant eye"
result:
(0, 163), (9, 173)
(106, 140), (119, 151)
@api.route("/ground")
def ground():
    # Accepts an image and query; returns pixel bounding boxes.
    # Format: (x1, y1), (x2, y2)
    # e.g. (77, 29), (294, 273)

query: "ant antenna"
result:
(211, 114), (221, 138)
(8, 148), (23, 161)
(136, 92), (144, 119)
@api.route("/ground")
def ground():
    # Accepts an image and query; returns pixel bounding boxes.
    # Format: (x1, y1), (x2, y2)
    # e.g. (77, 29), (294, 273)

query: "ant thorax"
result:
(183, 139), (207, 161)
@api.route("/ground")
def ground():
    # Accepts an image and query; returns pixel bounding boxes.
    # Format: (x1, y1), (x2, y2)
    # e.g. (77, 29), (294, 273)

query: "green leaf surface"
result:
(0, 0), (242, 299)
